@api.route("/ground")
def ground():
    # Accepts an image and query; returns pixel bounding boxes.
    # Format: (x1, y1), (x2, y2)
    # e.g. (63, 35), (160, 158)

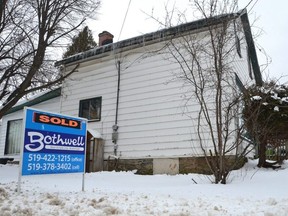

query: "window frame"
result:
(5, 119), (23, 155)
(79, 97), (102, 121)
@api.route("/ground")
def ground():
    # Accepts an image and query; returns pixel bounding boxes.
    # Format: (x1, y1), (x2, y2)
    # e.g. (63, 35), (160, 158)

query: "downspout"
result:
(112, 60), (121, 155)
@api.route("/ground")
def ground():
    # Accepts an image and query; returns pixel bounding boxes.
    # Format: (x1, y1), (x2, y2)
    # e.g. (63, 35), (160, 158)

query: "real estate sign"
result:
(21, 108), (87, 176)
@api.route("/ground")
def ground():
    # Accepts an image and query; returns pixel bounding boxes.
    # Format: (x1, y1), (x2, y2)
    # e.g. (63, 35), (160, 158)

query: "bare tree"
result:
(150, 0), (259, 183)
(0, 0), (101, 119)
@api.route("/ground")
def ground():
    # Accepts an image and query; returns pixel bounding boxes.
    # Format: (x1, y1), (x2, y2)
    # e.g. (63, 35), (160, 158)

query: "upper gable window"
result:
(79, 97), (102, 121)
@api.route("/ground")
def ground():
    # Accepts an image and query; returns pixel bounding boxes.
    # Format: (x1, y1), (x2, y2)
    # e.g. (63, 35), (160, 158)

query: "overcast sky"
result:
(88, 0), (288, 83)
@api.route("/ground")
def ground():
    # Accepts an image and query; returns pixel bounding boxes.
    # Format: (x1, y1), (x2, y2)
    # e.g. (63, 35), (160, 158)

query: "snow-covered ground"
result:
(0, 160), (287, 216)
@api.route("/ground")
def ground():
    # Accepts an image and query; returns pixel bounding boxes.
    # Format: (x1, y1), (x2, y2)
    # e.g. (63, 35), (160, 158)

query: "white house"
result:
(0, 9), (262, 174)
(0, 88), (61, 163)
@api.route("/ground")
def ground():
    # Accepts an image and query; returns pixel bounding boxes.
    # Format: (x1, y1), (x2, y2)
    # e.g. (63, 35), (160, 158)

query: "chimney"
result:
(98, 31), (114, 46)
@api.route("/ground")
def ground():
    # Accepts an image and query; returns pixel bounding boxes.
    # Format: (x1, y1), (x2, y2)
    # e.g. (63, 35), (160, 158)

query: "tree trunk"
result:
(257, 137), (267, 167)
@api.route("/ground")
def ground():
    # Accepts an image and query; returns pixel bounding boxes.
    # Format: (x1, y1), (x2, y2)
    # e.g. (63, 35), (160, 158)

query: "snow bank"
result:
(0, 160), (288, 215)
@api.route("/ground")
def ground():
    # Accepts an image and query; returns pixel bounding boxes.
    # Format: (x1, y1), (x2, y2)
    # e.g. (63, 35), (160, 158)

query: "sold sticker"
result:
(33, 112), (81, 129)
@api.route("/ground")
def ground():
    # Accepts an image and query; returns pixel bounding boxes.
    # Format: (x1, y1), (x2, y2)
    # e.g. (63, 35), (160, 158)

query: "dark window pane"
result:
(90, 100), (98, 119)
(81, 101), (90, 119)
(79, 97), (101, 121)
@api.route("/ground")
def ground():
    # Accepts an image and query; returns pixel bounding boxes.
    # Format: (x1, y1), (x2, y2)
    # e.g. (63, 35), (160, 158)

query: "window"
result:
(79, 97), (102, 121)
(5, 119), (23, 155)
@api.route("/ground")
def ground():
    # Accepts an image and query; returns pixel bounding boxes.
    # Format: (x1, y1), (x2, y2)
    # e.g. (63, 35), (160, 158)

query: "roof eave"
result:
(55, 13), (238, 67)
(240, 9), (263, 86)
(4, 88), (61, 116)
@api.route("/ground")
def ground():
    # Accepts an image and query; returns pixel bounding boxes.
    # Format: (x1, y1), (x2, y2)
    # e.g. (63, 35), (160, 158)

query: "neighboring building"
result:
(0, 9), (262, 174)
(0, 88), (61, 162)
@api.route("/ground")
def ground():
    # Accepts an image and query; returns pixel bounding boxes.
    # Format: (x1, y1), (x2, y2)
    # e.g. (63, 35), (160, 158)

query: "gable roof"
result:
(55, 9), (262, 86)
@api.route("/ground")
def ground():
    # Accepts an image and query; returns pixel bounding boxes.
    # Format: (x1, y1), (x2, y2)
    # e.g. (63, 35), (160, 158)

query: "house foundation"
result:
(106, 156), (247, 175)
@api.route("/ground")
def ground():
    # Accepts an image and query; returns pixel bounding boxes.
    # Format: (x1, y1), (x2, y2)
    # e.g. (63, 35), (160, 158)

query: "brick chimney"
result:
(98, 31), (114, 46)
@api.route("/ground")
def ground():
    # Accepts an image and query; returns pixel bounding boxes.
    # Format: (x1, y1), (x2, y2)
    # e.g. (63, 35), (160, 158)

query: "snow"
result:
(281, 97), (288, 103)
(271, 93), (281, 100)
(251, 95), (262, 101)
(1, 160), (288, 215)
(274, 106), (280, 112)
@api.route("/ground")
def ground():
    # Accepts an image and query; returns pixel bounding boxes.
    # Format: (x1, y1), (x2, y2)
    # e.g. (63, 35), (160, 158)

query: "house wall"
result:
(0, 16), (254, 175)
(60, 21), (252, 164)
(61, 46), (200, 160)
(232, 18), (255, 87)
(0, 97), (60, 160)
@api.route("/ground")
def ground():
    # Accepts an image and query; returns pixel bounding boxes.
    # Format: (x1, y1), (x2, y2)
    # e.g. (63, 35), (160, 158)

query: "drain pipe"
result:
(112, 60), (121, 155)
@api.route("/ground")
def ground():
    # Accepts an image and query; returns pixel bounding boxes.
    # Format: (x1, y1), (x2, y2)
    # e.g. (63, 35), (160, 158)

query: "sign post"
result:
(18, 107), (87, 193)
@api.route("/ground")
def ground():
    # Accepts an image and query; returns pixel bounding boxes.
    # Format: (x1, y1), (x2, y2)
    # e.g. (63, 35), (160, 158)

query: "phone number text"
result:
(27, 154), (80, 162)
(27, 162), (76, 171)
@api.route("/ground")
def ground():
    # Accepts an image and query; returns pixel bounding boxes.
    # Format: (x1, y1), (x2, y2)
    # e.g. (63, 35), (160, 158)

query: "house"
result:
(0, 88), (61, 163)
(0, 9), (262, 174)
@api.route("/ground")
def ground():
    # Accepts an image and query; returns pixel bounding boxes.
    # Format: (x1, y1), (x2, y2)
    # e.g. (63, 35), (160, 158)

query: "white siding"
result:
(61, 39), (214, 159)
(60, 18), (256, 160)
(232, 17), (254, 87)
(0, 17), (258, 163)
(0, 97), (60, 159)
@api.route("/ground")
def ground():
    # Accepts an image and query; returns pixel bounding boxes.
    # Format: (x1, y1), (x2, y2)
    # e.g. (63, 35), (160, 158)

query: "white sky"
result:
(87, 0), (288, 83)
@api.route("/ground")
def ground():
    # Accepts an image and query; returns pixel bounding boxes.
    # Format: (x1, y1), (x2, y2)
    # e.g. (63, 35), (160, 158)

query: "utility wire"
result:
(242, 0), (259, 13)
(248, 0), (259, 13)
(243, 0), (254, 9)
(239, 0), (258, 16)
(118, 0), (132, 41)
